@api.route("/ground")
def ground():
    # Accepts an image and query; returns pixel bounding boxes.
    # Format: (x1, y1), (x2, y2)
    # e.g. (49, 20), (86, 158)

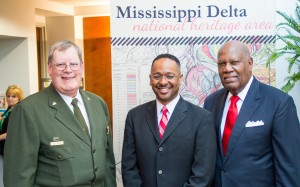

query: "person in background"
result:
(122, 53), (217, 187)
(4, 40), (116, 187)
(0, 85), (24, 187)
(204, 40), (300, 187)
(0, 85), (24, 154)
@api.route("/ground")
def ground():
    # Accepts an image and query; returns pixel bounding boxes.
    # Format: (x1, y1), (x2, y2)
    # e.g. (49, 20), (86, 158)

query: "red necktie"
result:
(159, 106), (168, 139)
(222, 95), (239, 155)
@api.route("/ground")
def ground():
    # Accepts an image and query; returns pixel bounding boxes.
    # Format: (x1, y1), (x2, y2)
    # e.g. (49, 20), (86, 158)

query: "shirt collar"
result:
(57, 90), (83, 106)
(156, 94), (180, 115)
(226, 76), (253, 103)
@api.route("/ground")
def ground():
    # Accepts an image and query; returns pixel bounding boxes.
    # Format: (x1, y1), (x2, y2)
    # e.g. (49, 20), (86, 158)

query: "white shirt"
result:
(58, 90), (91, 134)
(220, 76), (253, 138)
(156, 94), (180, 126)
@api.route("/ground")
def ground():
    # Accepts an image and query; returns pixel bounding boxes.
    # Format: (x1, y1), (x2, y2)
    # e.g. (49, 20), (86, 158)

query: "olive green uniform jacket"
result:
(4, 84), (116, 187)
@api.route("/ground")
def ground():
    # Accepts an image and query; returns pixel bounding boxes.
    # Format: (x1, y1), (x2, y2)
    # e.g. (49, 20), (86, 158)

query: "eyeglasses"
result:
(151, 74), (178, 81)
(52, 62), (82, 71)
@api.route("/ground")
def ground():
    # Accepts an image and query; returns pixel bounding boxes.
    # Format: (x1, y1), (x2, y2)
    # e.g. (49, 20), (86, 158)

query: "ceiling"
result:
(36, 0), (110, 17)
(48, 0), (110, 7)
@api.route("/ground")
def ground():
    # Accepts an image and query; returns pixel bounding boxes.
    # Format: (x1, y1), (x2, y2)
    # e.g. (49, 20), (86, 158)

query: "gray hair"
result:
(48, 40), (82, 63)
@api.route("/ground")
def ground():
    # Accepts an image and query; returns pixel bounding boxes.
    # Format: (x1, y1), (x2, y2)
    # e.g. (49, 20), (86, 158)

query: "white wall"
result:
(0, 0), (38, 96)
(0, 0), (84, 96)
(0, 38), (30, 94)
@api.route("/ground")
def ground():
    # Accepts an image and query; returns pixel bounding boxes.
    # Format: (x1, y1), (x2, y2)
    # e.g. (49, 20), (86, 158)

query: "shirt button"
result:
(57, 154), (62, 160)
(158, 147), (163, 152)
(92, 148), (96, 153)
(158, 170), (162, 175)
(94, 167), (98, 172)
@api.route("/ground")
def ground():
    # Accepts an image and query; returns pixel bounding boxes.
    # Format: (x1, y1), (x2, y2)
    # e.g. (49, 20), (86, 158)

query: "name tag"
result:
(50, 141), (64, 146)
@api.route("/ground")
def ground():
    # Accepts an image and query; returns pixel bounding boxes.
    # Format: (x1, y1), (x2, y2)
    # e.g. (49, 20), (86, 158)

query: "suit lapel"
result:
(47, 85), (91, 146)
(145, 101), (160, 143)
(145, 98), (188, 144)
(224, 78), (260, 161)
(159, 97), (187, 145)
(215, 90), (229, 159)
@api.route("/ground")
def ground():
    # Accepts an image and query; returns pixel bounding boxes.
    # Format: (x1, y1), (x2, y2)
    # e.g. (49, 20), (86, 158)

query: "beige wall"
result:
(46, 16), (75, 49)
(0, 0), (37, 96)
(0, 0), (83, 95)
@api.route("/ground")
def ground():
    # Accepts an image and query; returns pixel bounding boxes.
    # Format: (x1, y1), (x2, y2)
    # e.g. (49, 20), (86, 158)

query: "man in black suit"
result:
(122, 53), (217, 187)
(204, 40), (300, 187)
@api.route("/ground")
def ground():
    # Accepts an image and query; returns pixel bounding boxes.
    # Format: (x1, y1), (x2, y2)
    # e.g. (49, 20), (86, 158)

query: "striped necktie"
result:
(159, 106), (168, 139)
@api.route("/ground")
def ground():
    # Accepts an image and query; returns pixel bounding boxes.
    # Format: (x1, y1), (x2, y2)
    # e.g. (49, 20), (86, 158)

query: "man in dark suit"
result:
(204, 40), (300, 187)
(122, 53), (217, 187)
(4, 40), (116, 187)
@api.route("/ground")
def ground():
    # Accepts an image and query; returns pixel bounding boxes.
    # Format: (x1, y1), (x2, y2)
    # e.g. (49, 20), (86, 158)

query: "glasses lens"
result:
(152, 74), (176, 80)
(54, 62), (81, 71)
(152, 75), (162, 80)
(70, 63), (81, 70)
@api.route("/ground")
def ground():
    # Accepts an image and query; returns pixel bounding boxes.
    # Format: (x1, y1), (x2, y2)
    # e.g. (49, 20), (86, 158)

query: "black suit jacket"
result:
(204, 77), (300, 187)
(122, 97), (217, 187)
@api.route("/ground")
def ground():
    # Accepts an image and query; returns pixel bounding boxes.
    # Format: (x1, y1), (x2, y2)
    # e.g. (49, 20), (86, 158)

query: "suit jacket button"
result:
(92, 148), (96, 153)
(158, 170), (163, 175)
(94, 167), (98, 172)
(158, 147), (163, 152)
(57, 154), (62, 160)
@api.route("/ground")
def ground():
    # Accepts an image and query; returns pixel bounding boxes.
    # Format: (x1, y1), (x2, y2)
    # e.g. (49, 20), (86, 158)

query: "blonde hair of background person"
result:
(6, 85), (24, 101)
(0, 85), (24, 142)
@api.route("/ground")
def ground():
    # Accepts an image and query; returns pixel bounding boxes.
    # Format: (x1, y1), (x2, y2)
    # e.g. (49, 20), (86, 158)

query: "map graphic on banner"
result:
(110, 0), (276, 185)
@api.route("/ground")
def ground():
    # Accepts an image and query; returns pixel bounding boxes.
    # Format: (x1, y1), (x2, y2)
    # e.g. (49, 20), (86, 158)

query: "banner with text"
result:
(111, 1), (275, 185)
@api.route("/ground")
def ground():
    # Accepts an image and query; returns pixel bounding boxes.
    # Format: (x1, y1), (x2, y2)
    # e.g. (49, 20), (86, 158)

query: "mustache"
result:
(156, 84), (172, 89)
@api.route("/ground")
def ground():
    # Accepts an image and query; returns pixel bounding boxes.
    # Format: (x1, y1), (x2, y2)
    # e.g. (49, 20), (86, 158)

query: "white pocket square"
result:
(245, 120), (264, 127)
